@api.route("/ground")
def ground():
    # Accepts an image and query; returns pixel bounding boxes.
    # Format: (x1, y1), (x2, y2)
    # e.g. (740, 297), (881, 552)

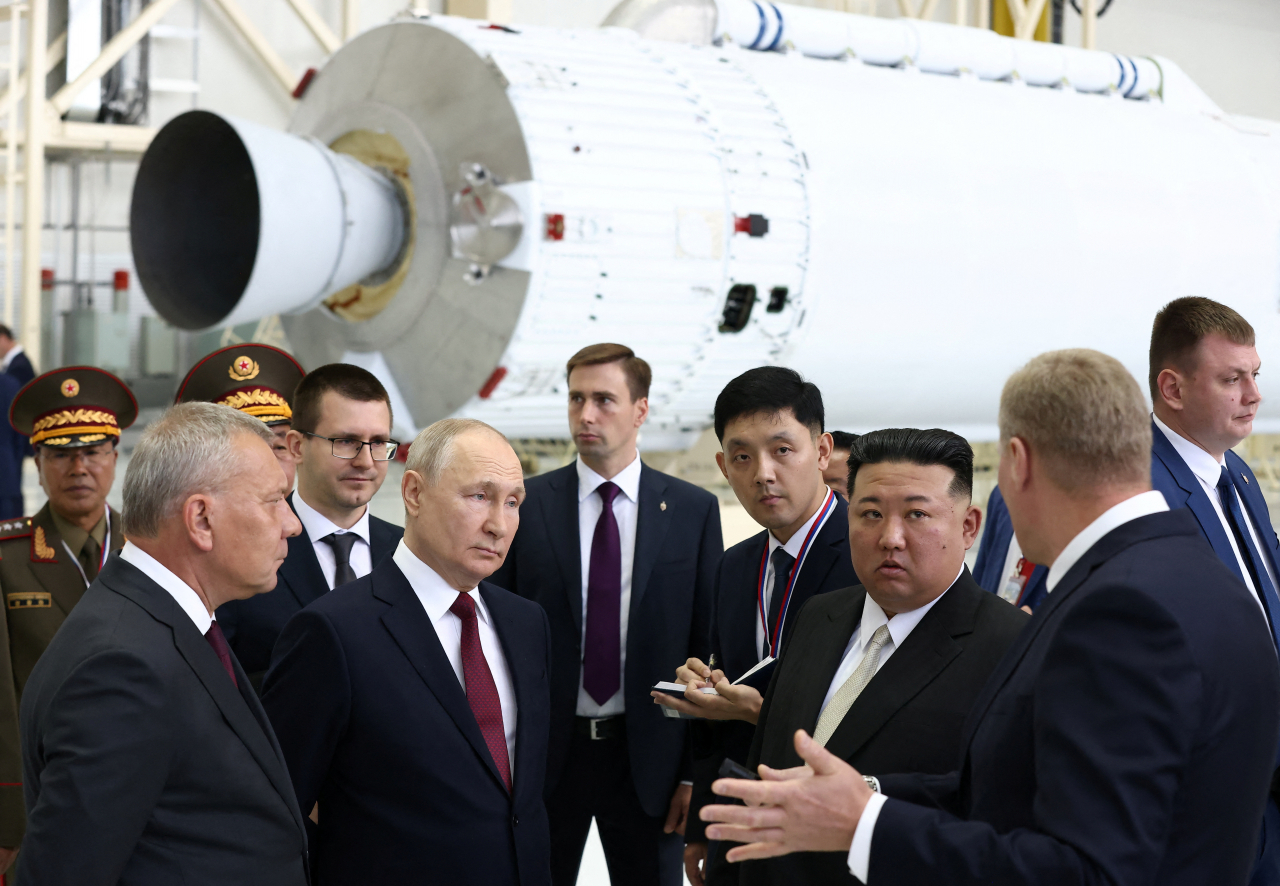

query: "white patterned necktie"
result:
(812, 625), (891, 747)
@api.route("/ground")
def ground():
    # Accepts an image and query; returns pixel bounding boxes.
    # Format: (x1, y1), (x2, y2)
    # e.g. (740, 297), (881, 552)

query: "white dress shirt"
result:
(576, 454), (642, 717)
(846, 489), (1169, 882)
(393, 540), (518, 773)
(1153, 415), (1275, 615)
(1, 343), (24, 373)
(293, 492), (373, 590)
(120, 541), (213, 634)
(818, 564), (961, 715)
(757, 494), (832, 660)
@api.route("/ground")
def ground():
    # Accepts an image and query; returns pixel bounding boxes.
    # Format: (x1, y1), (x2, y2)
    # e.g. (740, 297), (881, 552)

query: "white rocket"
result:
(129, 0), (1280, 446)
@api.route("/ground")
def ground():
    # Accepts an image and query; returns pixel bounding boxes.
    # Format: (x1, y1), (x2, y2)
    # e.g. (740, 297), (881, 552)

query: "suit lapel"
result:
(630, 464), (671, 617)
(776, 497), (848, 650)
(279, 495), (329, 608)
(28, 506), (88, 615)
(824, 576), (973, 760)
(99, 559), (305, 837)
(542, 465), (583, 636)
(482, 583), (537, 804)
(723, 532), (769, 678)
(107, 506), (125, 552)
(1151, 423), (1243, 582)
(374, 561), (509, 793)
(787, 588), (862, 736)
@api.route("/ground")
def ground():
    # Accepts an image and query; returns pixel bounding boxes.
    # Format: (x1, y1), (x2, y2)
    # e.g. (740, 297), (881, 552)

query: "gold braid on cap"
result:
(29, 408), (121, 446)
(217, 387), (292, 423)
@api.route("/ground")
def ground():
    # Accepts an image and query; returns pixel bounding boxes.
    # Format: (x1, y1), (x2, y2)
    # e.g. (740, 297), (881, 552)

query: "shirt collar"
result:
(859, 562), (962, 648)
(392, 539), (492, 626)
(293, 491), (371, 546)
(50, 508), (107, 558)
(1045, 490), (1169, 592)
(768, 489), (834, 559)
(1152, 413), (1225, 489)
(119, 541), (213, 633)
(577, 453), (642, 504)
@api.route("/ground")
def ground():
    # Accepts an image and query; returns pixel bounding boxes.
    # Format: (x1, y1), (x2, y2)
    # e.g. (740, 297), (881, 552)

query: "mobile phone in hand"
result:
(718, 758), (760, 781)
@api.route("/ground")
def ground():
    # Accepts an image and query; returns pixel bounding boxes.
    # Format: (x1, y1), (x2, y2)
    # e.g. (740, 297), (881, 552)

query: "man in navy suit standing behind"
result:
(492, 343), (723, 886)
(1148, 296), (1280, 886)
(264, 418), (552, 885)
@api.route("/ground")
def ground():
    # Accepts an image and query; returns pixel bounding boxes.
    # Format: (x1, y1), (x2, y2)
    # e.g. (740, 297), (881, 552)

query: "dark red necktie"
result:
(584, 481), (621, 705)
(450, 592), (512, 792)
(204, 621), (237, 688)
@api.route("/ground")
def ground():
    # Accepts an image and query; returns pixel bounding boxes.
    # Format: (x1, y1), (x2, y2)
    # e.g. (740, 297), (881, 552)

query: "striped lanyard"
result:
(757, 489), (837, 658)
(61, 508), (111, 589)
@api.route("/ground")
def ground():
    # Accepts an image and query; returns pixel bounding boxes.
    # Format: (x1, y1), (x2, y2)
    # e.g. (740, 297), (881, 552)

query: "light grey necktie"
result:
(812, 625), (891, 747)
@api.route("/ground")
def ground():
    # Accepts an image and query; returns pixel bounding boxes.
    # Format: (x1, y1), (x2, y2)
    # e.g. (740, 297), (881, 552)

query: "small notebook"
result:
(654, 681), (718, 719)
(653, 656), (778, 719)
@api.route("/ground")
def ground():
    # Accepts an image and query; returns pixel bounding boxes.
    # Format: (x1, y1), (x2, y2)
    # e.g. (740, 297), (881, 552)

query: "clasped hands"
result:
(699, 729), (874, 863)
(649, 657), (764, 723)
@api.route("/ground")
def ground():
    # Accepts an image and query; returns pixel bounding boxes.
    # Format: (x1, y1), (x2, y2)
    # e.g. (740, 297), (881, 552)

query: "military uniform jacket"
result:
(0, 502), (124, 845)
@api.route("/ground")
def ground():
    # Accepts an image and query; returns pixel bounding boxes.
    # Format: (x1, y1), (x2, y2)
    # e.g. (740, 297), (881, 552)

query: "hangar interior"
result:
(0, 0), (1278, 536)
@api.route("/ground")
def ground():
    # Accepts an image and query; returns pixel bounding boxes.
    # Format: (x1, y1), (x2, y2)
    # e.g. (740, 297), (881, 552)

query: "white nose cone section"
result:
(131, 110), (406, 330)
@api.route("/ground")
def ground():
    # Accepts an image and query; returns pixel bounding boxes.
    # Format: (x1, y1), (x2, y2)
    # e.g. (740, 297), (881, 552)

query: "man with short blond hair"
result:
(702, 348), (1280, 886)
(1149, 296), (1280, 886)
(263, 418), (553, 885)
(492, 343), (722, 886)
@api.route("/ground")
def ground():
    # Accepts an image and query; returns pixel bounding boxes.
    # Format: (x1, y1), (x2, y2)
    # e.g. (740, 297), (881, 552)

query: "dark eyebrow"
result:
(856, 496), (881, 505)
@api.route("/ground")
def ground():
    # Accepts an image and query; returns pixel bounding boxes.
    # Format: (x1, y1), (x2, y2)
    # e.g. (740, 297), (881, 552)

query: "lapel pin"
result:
(660, 501), (667, 511)
(1243, 473), (1250, 485)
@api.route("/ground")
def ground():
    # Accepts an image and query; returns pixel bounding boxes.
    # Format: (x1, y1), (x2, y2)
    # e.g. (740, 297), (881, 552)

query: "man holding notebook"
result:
(655, 367), (858, 886)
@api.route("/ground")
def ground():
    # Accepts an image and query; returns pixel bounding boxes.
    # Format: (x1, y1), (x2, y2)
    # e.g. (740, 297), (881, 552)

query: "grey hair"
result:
(123, 402), (274, 538)
(405, 418), (507, 484)
(999, 348), (1152, 495)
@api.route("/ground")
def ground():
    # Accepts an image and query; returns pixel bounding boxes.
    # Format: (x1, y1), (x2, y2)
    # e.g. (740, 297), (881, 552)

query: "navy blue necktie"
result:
(1217, 466), (1280, 647)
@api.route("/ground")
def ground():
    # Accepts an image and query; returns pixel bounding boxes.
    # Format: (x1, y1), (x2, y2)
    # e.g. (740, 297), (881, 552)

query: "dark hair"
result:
(845, 428), (973, 501)
(292, 363), (393, 433)
(565, 343), (651, 401)
(1149, 297), (1255, 400)
(0, 325), (13, 340)
(714, 366), (823, 442)
(829, 430), (859, 452)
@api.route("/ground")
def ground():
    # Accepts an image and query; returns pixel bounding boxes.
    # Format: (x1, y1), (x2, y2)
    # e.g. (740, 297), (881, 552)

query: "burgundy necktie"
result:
(584, 481), (622, 705)
(450, 592), (512, 792)
(204, 621), (237, 688)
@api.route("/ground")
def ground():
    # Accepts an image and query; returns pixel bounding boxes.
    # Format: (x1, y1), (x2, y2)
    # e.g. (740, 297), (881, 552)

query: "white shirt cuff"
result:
(847, 791), (888, 882)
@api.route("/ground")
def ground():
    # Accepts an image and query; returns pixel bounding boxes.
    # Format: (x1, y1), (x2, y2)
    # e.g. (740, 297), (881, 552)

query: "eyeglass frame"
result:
(299, 431), (401, 461)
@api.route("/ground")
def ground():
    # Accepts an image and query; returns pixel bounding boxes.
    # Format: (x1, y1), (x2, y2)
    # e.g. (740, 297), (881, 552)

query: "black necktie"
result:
(764, 546), (796, 658)
(323, 532), (359, 588)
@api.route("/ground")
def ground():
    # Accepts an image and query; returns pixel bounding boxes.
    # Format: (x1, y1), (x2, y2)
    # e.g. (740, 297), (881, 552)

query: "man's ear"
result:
(815, 432), (833, 472)
(1007, 436), (1032, 492)
(183, 494), (216, 553)
(402, 469), (425, 519)
(715, 450), (728, 481)
(962, 503), (982, 550)
(1155, 367), (1184, 412)
(285, 429), (305, 461)
(634, 396), (650, 429)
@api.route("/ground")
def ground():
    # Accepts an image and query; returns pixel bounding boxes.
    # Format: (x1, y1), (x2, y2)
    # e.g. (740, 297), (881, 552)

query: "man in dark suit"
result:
(740, 428), (1027, 886)
(972, 486), (1047, 610)
(490, 343), (722, 886)
(1147, 296), (1280, 886)
(264, 418), (551, 885)
(17, 402), (308, 885)
(703, 349), (1280, 886)
(654, 367), (857, 886)
(219, 362), (403, 688)
(0, 326), (34, 387)
(822, 431), (859, 494)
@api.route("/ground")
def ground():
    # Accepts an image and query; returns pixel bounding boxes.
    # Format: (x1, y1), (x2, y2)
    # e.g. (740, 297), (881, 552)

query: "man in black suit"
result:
(219, 362), (403, 688)
(654, 367), (857, 886)
(490, 343), (722, 886)
(703, 349), (1280, 886)
(17, 402), (308, 885)
(741, 428), (1027, 885)
(264, 418), (551, 885)
(0, 325), (34, 386)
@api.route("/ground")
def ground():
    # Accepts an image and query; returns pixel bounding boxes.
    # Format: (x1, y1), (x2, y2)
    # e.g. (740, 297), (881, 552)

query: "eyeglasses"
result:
(42, 446), (115, 466)
(301, 432), (400, 461)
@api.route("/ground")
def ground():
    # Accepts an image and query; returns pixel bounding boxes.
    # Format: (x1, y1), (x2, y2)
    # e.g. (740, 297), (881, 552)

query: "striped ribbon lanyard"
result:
(757, 489), (837, 658)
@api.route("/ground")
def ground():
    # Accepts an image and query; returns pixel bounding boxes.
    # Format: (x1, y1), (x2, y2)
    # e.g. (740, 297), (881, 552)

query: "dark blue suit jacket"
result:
(973, 486), (1048, 610)
(0, 373), (24, 519)
(5, 351), (33, 386)
(489, 460), (723, 819)
(219, 493), (403, 688)
(873, 509), (1280, 886)
(262, 556), (552, 886)
(19, 556), (308, 886)
(687, 499), (858, 845)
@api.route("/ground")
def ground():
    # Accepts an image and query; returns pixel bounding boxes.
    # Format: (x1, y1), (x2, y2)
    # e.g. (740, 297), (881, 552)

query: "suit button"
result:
(512, 814), (520, 826)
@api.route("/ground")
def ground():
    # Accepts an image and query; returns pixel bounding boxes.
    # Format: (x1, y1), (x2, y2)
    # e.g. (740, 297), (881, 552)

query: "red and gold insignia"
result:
(61, 379), (80, 398)
(31, 526), (56, 562)
(229, 356), (261, 382)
